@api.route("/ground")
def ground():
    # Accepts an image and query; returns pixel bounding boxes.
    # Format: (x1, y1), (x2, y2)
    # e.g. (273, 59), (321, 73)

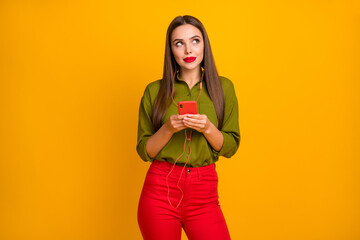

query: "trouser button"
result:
(187, 169), (191, 173)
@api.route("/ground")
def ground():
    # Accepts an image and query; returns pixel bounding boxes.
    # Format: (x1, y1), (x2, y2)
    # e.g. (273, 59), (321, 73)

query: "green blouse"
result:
(136, 73), (240, 167)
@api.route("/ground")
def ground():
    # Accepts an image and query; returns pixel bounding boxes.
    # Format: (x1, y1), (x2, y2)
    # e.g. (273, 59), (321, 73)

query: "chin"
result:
(181, 64), (201, 71)
(182, 67), (198, 71)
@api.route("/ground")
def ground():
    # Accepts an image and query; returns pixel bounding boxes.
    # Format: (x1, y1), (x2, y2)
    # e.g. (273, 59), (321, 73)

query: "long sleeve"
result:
(136, 85), (156, 162)
(212, 77), (241, 158)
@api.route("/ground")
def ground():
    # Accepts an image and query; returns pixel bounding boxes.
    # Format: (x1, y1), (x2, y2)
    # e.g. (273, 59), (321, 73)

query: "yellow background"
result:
(0, 0), (359, 239)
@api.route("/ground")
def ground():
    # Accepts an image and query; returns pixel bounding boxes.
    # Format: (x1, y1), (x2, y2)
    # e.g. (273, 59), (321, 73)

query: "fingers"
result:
(176, 115), (186, 120)
(183, 121), (203, 129)
(182, 114), (209, 132)
(183, 117), (204, 124)
(183, 115), (207, 125)
(173, 121), (186, 128)
(168, 115), (187, 133)
(171, 114), (187, 120)
(169, 114), (208, 133)
(182, 114), (202, 119)
(176, 114), (204, 119)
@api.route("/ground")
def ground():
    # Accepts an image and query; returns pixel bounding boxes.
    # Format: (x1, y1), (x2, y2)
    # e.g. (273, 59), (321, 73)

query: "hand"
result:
(164, 114), (187, 134)
(182, 114), (211, 133)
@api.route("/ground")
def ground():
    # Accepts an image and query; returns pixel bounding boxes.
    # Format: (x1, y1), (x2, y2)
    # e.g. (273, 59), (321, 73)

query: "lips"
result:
(184, 57), (196, 63)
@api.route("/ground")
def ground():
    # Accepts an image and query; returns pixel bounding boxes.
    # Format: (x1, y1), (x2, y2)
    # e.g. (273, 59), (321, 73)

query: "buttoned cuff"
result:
(212, 131), (238, 158)
(137, 137), (156, 162)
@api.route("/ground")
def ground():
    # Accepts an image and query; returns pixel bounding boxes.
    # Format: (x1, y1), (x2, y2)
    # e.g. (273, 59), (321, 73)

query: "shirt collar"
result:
(175, 71), (205, 86)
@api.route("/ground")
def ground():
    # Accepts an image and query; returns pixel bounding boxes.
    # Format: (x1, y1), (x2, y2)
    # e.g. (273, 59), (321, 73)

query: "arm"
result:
(203, 121), (224, 151)
(145, 124), (173, 158)
(136, 85), (157, 162)
(213, 78), (240, 158)
(146, 115), (187, 158)
(182, 114), (223, 151)
(136, 84), (187, 161)
(182, 77), (240, 158)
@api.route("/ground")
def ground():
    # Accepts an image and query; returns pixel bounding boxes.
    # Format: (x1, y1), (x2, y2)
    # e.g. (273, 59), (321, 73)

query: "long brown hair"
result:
(152, 15), (224, 132)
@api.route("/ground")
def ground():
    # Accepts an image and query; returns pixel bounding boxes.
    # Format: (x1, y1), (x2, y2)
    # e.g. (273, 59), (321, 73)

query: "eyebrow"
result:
(172, 35), (202, 43)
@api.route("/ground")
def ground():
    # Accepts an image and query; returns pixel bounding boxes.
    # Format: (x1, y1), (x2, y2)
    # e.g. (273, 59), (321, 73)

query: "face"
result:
(171, 24), (204, 72)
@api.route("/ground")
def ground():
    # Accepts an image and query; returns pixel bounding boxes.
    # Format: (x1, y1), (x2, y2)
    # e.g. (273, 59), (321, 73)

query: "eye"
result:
(175, 41), (183, 47)
(193, 39), (200, 43)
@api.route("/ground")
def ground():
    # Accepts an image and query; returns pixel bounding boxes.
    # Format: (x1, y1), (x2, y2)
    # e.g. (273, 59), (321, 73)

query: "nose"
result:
(184, 43), (192, 54)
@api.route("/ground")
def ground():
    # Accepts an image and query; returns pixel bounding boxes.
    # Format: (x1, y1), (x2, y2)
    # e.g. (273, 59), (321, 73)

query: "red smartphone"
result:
(178, 101), (198, 115)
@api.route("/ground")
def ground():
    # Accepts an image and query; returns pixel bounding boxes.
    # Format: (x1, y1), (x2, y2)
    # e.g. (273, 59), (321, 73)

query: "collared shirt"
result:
(136, 73), (240, 167)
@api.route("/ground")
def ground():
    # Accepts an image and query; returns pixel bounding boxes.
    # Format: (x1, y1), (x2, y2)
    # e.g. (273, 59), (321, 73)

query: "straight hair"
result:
(152, 15), (224, 132)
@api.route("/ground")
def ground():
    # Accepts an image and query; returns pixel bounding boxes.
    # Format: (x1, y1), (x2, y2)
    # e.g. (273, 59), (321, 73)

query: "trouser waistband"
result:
(152, 159), (216, 176)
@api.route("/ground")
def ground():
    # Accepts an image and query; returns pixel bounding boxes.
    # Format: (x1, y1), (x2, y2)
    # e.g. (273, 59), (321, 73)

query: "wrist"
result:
(204, 122), (213, 135)
(162, 122), (174, 136)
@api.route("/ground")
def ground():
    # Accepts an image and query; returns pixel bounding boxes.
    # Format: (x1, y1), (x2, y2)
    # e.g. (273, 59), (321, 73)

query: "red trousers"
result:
(137, 159), (231, 240)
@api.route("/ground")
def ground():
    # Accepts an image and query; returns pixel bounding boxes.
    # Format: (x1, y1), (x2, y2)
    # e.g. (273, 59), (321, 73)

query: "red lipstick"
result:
(184, 57), (196, 63)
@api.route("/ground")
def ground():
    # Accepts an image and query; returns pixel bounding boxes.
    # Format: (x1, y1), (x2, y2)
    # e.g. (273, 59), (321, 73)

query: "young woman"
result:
(136, 15), (240, 240)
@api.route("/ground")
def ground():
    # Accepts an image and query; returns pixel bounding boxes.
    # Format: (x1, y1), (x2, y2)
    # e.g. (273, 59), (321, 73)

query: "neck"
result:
(178, 66), (202, 87)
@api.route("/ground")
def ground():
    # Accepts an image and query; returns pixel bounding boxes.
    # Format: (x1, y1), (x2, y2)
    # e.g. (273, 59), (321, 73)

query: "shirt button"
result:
(187, 169), (191, 173)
